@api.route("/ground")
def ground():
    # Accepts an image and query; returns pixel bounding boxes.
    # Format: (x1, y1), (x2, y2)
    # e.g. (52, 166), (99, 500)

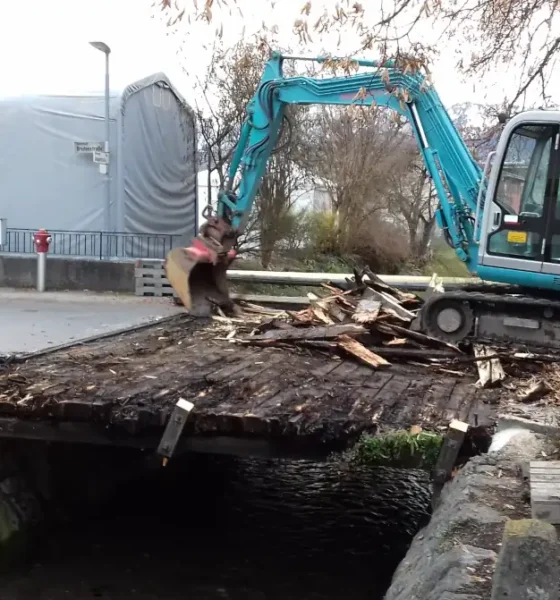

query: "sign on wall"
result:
(93, 150), (109, 165)
(74, 142), (104, 154)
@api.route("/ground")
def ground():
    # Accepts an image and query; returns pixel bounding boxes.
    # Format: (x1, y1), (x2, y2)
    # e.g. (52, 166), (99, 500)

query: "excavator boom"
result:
(165, 52), (482, 316)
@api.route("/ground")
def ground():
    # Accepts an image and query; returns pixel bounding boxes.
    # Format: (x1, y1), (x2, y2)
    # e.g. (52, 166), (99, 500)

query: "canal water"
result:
(0, 452), (431, 600)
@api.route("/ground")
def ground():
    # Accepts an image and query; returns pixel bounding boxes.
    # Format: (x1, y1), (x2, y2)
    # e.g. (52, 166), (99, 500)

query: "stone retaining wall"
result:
(384, 429), (554, 600)
(0, 442), (44, 568)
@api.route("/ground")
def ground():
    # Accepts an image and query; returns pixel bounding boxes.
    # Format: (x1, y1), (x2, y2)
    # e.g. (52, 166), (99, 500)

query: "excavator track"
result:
(421, 288), (560, 352)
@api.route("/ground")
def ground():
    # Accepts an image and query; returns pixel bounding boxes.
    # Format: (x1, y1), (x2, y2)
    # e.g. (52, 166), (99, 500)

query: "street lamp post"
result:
(89, 41), (111, 237)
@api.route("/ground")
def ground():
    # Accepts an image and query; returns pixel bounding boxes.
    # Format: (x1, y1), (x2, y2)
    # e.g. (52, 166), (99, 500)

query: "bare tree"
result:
(302, 107), (399, 247)
(300, 105), (417, 269)
(450, 102), (505, 163)
(193, 39), (309, 266)
(157, 0), (559, 108)
(386, 155), (438, 261)
(195, 41), (267, 192)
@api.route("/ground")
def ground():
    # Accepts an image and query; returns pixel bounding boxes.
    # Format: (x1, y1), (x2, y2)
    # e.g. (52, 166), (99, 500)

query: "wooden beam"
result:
(245, 323), (366, 343)
(337, 335), (390, 369)
(0, 417), (340, 460)
(432, 419), (469, 508)
(360, 287), (416, 322)
(530, 461), (560, 524)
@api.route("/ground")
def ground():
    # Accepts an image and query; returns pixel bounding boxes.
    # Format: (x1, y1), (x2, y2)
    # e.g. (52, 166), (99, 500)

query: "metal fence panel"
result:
(1, 229), (184, 260)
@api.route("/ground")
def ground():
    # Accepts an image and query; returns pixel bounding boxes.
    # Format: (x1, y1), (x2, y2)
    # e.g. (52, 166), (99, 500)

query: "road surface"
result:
(0, 288), (183, 354)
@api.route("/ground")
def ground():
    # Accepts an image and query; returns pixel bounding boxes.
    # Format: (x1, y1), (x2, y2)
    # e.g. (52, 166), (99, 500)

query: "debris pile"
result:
(210, 269), (560, 397)
(212, 269), (474, 373)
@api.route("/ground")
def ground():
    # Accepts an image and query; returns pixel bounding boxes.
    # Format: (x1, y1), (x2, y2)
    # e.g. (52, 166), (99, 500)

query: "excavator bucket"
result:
(164, 243), (233, 317)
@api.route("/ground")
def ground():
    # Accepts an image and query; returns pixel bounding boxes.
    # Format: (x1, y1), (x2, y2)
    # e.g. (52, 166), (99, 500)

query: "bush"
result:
(346, 431), (443, 470)
(302, 210), (411, 274)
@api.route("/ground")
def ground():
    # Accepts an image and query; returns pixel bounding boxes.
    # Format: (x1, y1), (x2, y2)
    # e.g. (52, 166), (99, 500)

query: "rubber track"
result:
(428, 289), (560, 351)
(436, 289), (560, 311)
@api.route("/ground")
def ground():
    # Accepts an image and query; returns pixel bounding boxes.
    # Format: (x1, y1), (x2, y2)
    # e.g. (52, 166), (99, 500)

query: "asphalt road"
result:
(0, 289), (183, 354)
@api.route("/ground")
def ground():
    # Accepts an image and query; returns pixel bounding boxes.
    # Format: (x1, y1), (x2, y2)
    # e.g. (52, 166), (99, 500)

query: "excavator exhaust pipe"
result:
(164, 239), (236, 317)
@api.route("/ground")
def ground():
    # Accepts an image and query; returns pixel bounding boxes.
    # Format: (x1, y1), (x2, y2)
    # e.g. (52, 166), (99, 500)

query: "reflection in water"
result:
(1, 453), (431, 600)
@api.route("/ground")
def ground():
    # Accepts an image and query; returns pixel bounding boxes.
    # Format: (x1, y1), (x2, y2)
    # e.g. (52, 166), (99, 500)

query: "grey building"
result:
(0, 72), (197, 257)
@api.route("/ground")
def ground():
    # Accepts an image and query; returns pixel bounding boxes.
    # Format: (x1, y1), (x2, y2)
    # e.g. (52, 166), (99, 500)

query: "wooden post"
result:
(530, 461), (560, 525)
(432, 419), (469, 509)
(156, 398), (194, 466)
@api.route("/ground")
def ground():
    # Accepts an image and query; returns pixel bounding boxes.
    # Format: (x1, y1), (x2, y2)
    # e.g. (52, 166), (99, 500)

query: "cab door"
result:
(539, 132), (560, 275)
(481, 123), (560, 273)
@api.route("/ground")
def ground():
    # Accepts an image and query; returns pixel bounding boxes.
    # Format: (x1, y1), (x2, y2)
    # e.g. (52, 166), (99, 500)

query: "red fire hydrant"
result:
(33, 229), (52, 292)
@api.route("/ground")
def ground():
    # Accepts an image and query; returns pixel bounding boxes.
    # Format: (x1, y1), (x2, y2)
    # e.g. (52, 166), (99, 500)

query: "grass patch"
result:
(418, 245), (471, 278)
(346, 431), (443, 471)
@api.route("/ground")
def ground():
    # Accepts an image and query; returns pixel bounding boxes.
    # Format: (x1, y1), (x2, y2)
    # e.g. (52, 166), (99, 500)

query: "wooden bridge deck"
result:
(0, 315), (498, 445)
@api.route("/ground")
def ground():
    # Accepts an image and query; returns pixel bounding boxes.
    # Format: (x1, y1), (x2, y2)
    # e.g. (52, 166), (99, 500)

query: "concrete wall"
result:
(0, 255), (135, 293)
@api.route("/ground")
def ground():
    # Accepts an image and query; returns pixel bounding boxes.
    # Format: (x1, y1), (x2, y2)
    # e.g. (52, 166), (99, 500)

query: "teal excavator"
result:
(165, 52), (560, 350)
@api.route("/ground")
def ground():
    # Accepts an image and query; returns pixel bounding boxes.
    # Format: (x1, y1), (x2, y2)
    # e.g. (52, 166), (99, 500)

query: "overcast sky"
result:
(0, 0), (557, 111)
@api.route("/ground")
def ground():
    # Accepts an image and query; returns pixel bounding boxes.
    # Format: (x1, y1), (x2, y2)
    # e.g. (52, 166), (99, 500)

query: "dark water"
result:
(1, 453), (431, 600)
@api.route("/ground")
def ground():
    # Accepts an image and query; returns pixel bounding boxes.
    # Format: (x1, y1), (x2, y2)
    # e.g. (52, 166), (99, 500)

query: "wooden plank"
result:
(530, 465), (560, 472)
(432, 419), (469, 508)
(393, 378), (439, 426)
(310, 360), (342, 379)
(361, 371), (393, 391)
(348, 377), (396, 422)
(206, 355), (271, 383)
(250, 384), (313, 418)
(377, 322), (462, 353)
(360, 287), (416, 321)
(337, 335), (390, 369)
(135, 282), (173, 289)
(352, 299), (381, 324)
(474, 345), (506, 387)
(466, 395), (493, 428)
(365, 375), (410, 424)
(530, 461), (560, 524)
(327, 361), (362, 381)
(245, 323), (366, 343)
(529, 474), (560, 482)
(135, 267), (167, 277)
(442, 382), (473, 422)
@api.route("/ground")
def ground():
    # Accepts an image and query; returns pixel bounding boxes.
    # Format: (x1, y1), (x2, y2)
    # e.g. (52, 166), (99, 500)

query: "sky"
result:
(0, 0), (557, 111)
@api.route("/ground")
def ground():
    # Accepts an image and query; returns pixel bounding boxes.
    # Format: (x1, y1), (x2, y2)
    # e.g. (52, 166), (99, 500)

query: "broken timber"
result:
(245, 323), (366, 342)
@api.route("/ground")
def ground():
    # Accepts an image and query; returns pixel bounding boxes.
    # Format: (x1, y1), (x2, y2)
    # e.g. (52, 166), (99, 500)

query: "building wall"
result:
(196, 170), (333, 227)
(0, 75), (197, 245)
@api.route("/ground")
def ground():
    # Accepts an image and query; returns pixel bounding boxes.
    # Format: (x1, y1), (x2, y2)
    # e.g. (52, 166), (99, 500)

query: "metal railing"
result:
(225, 270), (481, 290)
(1, 229), (185, 260)
(135, 259), (486, 292)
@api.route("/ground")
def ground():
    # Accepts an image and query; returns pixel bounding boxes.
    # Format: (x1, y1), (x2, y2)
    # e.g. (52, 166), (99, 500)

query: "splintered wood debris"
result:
(208, 269), (560, 397)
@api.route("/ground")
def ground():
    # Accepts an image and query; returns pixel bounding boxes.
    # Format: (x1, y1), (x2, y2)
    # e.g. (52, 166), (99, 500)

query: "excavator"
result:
(165, 52), (560, 350)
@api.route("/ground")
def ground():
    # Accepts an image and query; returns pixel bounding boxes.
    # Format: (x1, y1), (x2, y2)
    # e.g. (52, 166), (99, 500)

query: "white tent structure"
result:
(0, 71), (197, 258)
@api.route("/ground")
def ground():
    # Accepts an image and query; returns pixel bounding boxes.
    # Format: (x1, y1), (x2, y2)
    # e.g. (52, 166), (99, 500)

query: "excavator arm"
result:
(166, 52), (485, 315)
